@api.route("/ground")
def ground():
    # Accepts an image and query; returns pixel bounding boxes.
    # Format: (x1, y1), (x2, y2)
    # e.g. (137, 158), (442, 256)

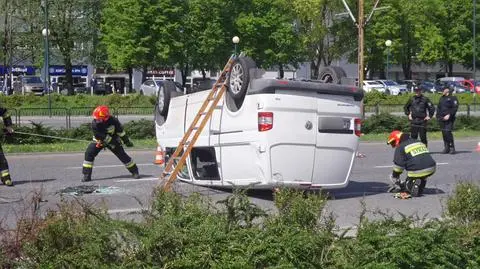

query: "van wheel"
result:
(156, 81), (176, 117)
(318, 66), (347, 84)
(228, 56), (256, 102)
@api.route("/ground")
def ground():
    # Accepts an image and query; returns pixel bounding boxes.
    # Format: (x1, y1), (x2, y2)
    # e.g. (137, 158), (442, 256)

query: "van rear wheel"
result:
(155, 81), (176, 119)
(318, 66), (346, 84)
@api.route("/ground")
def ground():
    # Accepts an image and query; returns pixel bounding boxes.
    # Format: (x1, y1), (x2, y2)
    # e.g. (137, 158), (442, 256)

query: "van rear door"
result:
(311, 94), (361, 188)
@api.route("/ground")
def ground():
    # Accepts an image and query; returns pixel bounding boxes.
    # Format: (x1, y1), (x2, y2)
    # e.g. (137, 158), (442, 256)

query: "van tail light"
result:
(354, 118), (362, 137)
(258, 112), (273, 132)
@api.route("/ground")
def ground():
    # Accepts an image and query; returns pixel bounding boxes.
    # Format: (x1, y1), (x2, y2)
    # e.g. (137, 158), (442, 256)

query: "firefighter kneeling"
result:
(386, 130), (436, 197)
(82, 105), (140, 182)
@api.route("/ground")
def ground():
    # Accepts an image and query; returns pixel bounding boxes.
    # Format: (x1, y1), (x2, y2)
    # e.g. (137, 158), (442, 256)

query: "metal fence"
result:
(9, 106), (155, 129)
(7, 104), (480, 129)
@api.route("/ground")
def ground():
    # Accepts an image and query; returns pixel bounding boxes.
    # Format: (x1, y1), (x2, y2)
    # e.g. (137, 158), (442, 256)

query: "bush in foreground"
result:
(0, 182), (479, 268)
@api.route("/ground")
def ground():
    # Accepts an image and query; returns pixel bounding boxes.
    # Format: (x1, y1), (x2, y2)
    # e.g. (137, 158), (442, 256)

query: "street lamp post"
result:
(41, 0), (51, 117)
(474, 0), (477, 111)
(385, 39), (392, 80)
(232, 36), (240, 56)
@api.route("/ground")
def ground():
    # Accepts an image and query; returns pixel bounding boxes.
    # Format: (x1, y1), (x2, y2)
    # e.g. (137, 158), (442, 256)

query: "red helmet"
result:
(387, 130), (403, 148)
(93, 105), (110, 122)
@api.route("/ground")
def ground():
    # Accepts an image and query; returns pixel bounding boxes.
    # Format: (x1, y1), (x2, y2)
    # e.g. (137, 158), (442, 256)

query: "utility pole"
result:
(340, 0), (387, 89)
(357, 0), (365, 88)
(474, 0), (477, 111)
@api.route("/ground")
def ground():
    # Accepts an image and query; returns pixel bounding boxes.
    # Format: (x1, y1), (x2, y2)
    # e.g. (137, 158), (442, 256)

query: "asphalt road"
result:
(0, 139), (478, 230)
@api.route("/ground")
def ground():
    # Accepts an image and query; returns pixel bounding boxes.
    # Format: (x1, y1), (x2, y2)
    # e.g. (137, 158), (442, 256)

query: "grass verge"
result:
(3, 138), (157, 153)
(361, 130), (479, 142)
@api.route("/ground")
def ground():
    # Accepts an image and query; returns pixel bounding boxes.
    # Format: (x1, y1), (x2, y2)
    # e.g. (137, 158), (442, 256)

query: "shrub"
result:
(123, 119), (155, 139)
(446, 181), (480, 224)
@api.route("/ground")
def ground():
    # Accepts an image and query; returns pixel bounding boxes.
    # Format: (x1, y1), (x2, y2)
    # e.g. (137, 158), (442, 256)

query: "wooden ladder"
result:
(160, 54), (238, 191)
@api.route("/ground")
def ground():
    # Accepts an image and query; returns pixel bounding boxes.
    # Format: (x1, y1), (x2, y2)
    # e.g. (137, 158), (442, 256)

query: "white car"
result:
(139, 79), (183, 96)
(155, 56), (364, 190)
(363, 80), (385, 93)
(375, 80), (408, 95)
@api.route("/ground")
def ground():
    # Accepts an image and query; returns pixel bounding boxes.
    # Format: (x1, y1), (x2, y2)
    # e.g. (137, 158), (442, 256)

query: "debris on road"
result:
(356, 152), (366, 158)
(58, 185), (122, 196)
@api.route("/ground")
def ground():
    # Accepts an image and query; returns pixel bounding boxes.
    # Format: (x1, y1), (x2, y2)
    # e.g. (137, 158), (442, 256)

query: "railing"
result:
(6, 104), (479, 129)
(9, 106), (154, 129)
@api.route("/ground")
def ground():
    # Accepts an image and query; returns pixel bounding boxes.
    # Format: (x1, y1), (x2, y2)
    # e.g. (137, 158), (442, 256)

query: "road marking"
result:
(374, 162), (448, 168)
(114, 177), (158, 182)
(108, 208), (148, 214)
(65, 163), (156, 169)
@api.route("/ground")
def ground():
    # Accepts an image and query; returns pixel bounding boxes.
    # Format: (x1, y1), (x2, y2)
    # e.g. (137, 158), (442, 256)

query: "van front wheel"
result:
(228, 56), (256, 101)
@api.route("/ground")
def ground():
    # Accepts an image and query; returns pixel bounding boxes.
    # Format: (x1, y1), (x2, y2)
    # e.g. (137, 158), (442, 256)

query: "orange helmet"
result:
(93, 105), (110, 122)
(387, 130), (403, 148)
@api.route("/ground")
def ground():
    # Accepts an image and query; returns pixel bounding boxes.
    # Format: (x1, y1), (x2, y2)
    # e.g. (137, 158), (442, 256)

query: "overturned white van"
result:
(154, 56), (364, 190)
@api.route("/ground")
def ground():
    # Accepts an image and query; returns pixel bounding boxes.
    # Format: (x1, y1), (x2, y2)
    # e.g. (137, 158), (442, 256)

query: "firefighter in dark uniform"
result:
(386, 130), (436, 197)
(0, 106), (14, 186)
(436, 87), (459, 154)
(403, 87), (435, 147)
(82, 105), (140, 182)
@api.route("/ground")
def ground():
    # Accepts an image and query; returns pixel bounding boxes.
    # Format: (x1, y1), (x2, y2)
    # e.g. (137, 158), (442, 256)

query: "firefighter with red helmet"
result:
(386, 130), (436, 197)
(82, 105), (140, 182)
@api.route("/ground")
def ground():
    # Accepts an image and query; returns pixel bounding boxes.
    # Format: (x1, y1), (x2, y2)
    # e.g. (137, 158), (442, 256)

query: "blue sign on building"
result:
(49, 65), (88, 76)
(0, 66), (36, 75)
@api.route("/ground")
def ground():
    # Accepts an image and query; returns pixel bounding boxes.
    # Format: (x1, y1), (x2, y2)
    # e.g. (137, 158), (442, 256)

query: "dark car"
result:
(417, 81), (436, 93)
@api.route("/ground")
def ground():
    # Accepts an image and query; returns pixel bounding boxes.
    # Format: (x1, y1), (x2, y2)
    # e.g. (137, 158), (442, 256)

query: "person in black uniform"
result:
(0, 106), (14, 186)
(436, 87), (459, 154)
(82, 105), (140, 182)
(386, 130), (436, 197)
(403, 87), (435, 147)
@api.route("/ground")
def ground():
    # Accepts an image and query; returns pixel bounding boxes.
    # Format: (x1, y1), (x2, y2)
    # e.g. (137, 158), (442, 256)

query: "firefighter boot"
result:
(128, 164), (140, 179)
(1, 175), (13, 187)
(442, 142), (450, 154)
(82, 169), (92, 182)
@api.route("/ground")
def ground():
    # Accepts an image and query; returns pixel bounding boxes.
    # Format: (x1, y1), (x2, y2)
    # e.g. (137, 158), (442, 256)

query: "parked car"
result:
(434, 81), (469, 94)
(139, 79), (183, 96)
(155, 56), (364, 190)
(19, 76), (45, 96)
(398, 79), (420, 92)
(418, 80), (436, 93)
(375, 80), (408, 95)
(362, 80), (385, 93)
(460, 79), (480, 94)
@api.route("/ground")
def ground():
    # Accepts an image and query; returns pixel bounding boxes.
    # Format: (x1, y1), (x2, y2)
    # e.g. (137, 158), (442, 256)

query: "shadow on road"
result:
(326, 180), (390, 200)
(12, 178), (57, 186)
(430, 150), (472, 155)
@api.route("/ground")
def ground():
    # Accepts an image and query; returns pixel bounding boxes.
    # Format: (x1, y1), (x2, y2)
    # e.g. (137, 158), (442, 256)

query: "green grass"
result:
(361, 130), (479, 142)
(3, 138), (158, 153)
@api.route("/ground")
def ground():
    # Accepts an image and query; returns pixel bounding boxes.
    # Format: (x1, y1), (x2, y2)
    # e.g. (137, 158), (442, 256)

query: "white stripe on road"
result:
(107, 208), (148, 214)
(114, 177), (159, 182)
(65, 163), (156, 169)
(374, 162), (448, 168)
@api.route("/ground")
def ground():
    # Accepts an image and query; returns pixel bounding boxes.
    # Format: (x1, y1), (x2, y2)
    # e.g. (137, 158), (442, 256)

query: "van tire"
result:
(156, 81), (176, 117)
(318, 66), (346, 84)
(227, 56), (256, 102)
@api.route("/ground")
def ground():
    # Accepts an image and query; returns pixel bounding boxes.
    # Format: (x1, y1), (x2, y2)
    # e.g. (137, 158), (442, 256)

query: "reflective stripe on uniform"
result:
(125, 161), (136, 168)
(393, 164), (404, 173)
(405, 142), (426, 154)
(118, 131), (126, 137)
(104, 135), (112, 143)
(1, 169), (9, 177)
(107, 126), (115, 134)
(407, 166), (436, 178)
(83, 161), (93, 168)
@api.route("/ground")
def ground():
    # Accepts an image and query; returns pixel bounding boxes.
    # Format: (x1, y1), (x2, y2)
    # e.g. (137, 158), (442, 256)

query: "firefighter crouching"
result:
(82, 105), (140, 182)
(0, 106), (14, 186)
(386, 130), (436, 197)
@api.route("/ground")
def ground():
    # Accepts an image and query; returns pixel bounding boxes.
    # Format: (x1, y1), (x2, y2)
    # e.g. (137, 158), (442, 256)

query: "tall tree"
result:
(235, 0), (305, 77)
(46, 0), (98, 94)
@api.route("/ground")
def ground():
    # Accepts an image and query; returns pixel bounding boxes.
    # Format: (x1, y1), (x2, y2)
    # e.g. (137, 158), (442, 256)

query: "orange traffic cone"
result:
(475, 142), (480, 152)
(154, 145), (165, 166)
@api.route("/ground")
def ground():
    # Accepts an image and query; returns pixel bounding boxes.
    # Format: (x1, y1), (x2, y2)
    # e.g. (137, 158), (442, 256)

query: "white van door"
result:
(311, 94), (361, 188)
